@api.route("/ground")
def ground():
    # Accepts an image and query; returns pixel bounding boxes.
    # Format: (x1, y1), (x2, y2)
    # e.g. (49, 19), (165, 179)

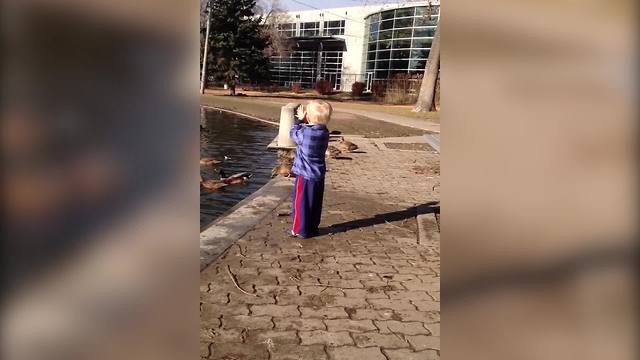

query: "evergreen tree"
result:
(206, 0), (270, 95)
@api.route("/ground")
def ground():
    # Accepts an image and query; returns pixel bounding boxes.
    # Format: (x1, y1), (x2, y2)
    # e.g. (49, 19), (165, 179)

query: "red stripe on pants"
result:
(293, 176), (304, 234)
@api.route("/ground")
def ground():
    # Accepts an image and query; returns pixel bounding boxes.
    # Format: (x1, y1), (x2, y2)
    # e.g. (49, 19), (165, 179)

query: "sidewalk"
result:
(331, 107), (440, 133)
(200, 136), (440, 360)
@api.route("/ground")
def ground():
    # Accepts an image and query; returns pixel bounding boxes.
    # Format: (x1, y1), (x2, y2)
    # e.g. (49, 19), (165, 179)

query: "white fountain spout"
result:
(277, 103), (299, 148)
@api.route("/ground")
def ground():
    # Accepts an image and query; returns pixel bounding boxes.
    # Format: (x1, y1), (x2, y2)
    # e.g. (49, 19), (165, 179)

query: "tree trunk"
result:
(414, 24), (440, 112)
(200, 3), (212, 95)
(434, 72), (440, 111)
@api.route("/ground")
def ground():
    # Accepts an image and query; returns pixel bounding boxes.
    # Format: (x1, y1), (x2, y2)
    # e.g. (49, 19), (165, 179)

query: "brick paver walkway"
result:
(201, 136), (440, 360)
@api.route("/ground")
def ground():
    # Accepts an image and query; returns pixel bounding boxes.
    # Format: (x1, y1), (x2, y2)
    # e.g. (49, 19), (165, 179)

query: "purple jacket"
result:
(290, 120), (329, 180)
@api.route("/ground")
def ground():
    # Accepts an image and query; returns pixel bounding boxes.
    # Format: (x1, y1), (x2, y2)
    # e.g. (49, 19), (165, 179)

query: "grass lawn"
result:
(203, 89), (440, 123)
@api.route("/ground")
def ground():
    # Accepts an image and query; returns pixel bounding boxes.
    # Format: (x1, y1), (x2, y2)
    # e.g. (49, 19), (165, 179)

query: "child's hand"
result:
(296, 105), (307, 123)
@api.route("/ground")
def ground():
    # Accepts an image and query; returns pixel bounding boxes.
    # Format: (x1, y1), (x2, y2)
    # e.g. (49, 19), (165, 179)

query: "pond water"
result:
(200, 108), (278, 229)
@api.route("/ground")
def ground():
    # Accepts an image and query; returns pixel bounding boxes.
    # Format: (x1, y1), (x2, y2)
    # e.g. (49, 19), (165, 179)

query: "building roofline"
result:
(283, 1), (440, 18)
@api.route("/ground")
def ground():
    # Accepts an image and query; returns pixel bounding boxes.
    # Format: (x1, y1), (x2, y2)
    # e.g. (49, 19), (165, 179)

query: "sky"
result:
(280, 0), (414, 11)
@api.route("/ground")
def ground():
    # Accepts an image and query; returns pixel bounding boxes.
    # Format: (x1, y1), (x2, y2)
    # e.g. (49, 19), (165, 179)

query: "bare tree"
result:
(256, 0), (295, 58)
(200, 0), (209, 28)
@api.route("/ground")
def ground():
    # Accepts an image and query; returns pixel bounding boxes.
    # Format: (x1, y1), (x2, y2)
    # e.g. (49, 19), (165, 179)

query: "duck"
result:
(200, 175), (228, 191)
(200, 158), (221, 166)
(200, 155), (229, 166)
(271, 164), (293, 178)
(219, 169), (252, 185)
(337, 137), (358, 152)
(278, 150), (296, 162)
(280, 158), (294, 167)
(326, 145), (342, 159)
(278, 153), (295, 166)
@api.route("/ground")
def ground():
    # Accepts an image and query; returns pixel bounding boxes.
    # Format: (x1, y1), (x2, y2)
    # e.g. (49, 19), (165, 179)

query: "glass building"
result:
(267, 3), (439, 91)
(364, 4), (439, 83)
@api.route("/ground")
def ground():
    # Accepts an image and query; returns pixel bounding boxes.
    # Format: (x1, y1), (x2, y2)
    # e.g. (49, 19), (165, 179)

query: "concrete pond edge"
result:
(200, 176), (293, 271)
(200, 105), (294, 271)
(201, 105), (279, 126)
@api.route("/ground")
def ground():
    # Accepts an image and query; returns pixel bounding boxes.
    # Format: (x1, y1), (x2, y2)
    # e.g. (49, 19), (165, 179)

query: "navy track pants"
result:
(291, 175), (325, 238)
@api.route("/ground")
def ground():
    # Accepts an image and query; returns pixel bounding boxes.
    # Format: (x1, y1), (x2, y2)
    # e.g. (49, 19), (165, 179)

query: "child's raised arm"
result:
(290, 122), (305, 145)
(295, 104), (307, 123)
(290, 104), (307, 145)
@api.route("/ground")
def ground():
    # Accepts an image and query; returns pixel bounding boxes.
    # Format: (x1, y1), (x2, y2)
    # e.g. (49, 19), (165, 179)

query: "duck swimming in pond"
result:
(200, 158), (221, 166)
(219, 170), (252, 185)
(200, 155), (229, 166)
(200, 175), (228, 191)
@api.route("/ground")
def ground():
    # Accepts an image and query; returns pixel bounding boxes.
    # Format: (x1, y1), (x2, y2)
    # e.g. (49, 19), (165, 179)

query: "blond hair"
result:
(305, 100), (332, 126)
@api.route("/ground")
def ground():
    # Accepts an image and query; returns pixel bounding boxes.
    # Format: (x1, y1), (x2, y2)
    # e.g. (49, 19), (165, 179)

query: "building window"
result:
(321, 51), (344, 89)
(278, 23), (297, 37)
(323, 20), (345, 36)
(395, 7), (415, 18)
(378, 40), (391, 50)
(411, 48), (430, 59)
(364, 5), (440, 80)
(380, 19), (394, 31)
(394, 17), (414, 29)
(415, 16), (438, 26)
(300, 22), (320, 37)
(409, 59), (427, 70)
(269, 51), (319, 88)
(392, 49), (411, 59)
(392, 39), (412, 49)
(378, 30), (393, 40)
(269, 49), (344, 90)
(381, 10), (395, 21)
(413, 27), (437, 37)
(412, 38), (433, 48)
(393, 29), (413, 39)
(416, 5), (439, 17)
(377, 50), (390, 60)
(369, 21), (379, 33)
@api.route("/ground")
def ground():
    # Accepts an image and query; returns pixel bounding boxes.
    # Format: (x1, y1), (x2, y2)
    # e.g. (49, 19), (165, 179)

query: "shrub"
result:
(291, 82), (302, 93)
(265, 84), (280, 93)
(371, 80), (386, 98)
(240, 84), (257, 91)
(383, 89), (417, 105)
(351, 82), (366, 97)
(314, 79), (333, 95)
(377, 73), (423, 104)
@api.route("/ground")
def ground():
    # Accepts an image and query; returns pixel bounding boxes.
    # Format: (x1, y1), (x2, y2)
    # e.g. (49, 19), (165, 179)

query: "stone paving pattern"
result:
(201, 137), (440, 359)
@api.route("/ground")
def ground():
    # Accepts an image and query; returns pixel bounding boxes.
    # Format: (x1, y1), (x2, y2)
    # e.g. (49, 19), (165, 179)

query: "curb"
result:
(200, 105), (279, 126)
(423, 134), (440, 153)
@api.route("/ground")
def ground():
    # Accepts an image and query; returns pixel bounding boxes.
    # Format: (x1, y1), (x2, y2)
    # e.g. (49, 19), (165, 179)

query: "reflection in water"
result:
(200, 108), (277, 228)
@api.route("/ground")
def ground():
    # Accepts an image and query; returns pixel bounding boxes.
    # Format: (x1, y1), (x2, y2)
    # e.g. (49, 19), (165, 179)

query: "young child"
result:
(289, 100), (332, 238)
